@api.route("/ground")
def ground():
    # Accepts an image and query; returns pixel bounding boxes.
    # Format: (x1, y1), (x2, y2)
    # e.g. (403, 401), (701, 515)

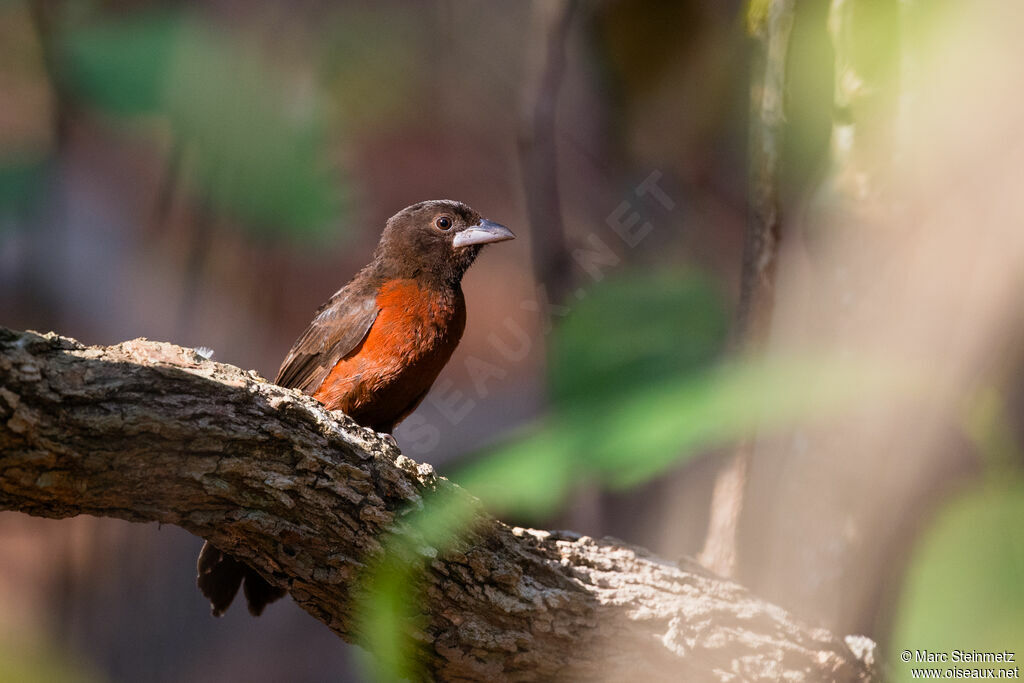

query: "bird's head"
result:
(374, 200), (515, 284)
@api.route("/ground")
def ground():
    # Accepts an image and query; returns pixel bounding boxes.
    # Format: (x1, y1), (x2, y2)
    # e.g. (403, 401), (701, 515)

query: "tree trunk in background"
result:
(739, 0), (905, 635)
(698, 0), (794, 578)
(518, 0), (614, 537)
(737, 0), (1024, 641)
(518, 0), (576, 309)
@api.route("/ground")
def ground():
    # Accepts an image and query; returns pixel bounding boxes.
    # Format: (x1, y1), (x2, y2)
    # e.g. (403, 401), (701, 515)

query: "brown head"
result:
(371, 200), (515, 285)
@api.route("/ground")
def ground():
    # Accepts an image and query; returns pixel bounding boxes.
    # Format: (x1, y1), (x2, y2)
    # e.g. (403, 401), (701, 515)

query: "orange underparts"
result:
(313, 278), (466, 431)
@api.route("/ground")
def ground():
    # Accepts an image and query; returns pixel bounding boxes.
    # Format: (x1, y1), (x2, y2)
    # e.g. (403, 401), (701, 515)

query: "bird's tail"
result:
(196, 541), (286, 617)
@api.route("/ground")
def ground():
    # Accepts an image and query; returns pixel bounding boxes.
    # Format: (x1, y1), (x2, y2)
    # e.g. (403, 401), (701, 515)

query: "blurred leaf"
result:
(356, 558), (423, 682)
(459, 352), (914, 517)
(359, 271), (925, 673)
(453, 270), (729, 517)
(579, 354), (903, 487)
(354, 487), (478, 682)
(890, 481), (1024, 681)
(452, 269), (924, 517)
(829, 0), (900, 111)
(0, 158), (47, 221)
(60, 13), (343, 240)
(60, 13), (177, 114)
(0, 634), (105, 683)
(319, 8), (421, 128)
(549, 269), (728, 406)
(963, 386), (1022, 474)
(746, 0), (771, 36)
(455, 425), (577, 519)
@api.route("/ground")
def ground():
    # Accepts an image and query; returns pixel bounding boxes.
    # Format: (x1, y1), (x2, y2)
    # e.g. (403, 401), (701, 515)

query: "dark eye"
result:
(435, 216), (452, 231)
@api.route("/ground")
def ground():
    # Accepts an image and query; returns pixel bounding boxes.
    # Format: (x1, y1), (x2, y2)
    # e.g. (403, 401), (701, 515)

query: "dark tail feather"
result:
(196, 541), (286, 617)
(197, 542), (245, 616)
(243, 565), (287, 616)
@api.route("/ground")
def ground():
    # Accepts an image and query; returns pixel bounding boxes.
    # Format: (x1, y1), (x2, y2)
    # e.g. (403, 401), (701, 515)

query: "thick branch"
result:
(0, 328), (877, 681)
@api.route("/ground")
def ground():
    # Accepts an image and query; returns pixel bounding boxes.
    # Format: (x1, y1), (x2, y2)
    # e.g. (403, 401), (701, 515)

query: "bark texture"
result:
(0, 328), (879, 681)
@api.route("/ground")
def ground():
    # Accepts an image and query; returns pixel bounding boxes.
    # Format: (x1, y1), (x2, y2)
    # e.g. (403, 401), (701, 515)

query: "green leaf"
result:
(353, 487), (478, 681)
(890, 482), (1024, 681)
(746, 0), (772, 37)
(458, 352), (913, 515)
(455, 425), (577, 520)
(60, 13), (344, 240)
(60, 13), (178, 115)
(452, 270), (926, 515)
(549, 270), (728, 406)
(0, 158), (47, 221)
(0, 632), (104, 683)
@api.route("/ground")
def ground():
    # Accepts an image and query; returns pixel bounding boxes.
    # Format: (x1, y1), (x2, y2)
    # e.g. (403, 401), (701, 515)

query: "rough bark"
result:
(0, 328), (878, 681)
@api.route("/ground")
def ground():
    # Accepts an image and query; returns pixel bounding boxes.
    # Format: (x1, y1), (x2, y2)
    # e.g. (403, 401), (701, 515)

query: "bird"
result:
(196, 199), (514, 617)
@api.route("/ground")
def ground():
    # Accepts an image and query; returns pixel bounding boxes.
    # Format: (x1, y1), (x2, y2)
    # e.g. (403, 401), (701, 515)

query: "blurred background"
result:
(1, 0), (1022, 680)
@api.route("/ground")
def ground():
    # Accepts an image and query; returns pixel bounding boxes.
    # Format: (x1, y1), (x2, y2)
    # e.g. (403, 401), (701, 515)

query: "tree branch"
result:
(698, 0), (795, 578)
(0, 327), (878, 681)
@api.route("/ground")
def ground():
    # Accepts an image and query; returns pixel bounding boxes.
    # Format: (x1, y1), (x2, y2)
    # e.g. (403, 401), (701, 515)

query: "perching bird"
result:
(196, 200), (514, 617)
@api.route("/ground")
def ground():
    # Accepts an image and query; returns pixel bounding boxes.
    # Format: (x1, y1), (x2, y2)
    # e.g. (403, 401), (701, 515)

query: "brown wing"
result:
(274, 284), (380, 393)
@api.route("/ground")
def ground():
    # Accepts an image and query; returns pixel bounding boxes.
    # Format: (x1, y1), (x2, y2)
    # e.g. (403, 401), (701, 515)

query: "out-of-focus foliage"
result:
(0, 3), (51, 224)
(890, 481), (1024, 680)
(454, 270), (918, 517)
(354, 487), (478, 682)
(356, 272), (725, 676)
(456, 269), (726, 517)
(0, 634), (105, 683)
(458, 353), (916, 517)
(549, 271), (726, 404)
(890, 391), (1024, 680)
(60, 12), (343, 240)
(0, 160), (47, 222)
(745, 0), (772, 36)
(318, 8), (421, 130)
(357, 270), (925, 675)
(965, 388), (1021, 473)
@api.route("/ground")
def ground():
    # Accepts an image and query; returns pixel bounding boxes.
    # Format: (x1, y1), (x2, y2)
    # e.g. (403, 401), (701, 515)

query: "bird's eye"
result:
(435, 216), (453, 231)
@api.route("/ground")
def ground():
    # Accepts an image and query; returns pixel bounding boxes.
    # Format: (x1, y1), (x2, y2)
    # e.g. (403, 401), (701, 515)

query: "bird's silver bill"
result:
(453, 220), (516, 247)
